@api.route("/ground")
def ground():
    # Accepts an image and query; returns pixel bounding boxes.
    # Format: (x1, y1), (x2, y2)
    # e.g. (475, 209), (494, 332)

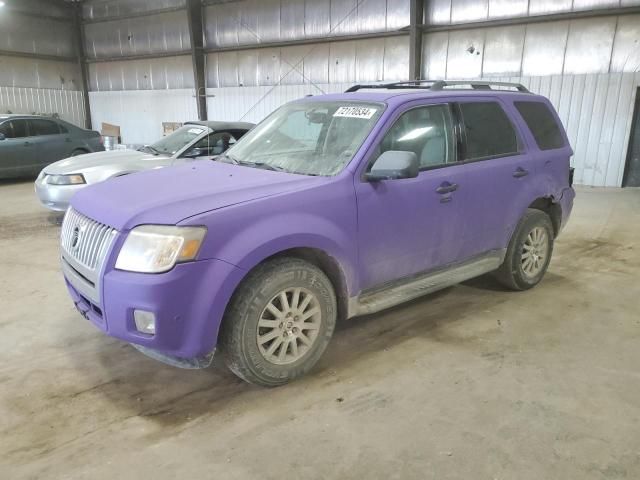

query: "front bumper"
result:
(64, 257), (246, 360)
(35, 177), (86, 211)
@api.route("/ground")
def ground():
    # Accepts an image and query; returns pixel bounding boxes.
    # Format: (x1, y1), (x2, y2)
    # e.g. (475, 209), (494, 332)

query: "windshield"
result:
(145, 125), (207, 156)
(223, 101), (383, 176)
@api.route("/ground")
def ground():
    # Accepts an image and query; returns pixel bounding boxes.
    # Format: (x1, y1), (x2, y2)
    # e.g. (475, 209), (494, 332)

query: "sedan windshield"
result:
(144, 125), (207, 156)
(222, 101), (383, 176)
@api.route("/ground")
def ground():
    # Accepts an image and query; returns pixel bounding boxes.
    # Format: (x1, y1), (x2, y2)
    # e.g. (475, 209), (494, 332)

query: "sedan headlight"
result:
(115, 225), (207, 273)
(47, 174), (86, 185)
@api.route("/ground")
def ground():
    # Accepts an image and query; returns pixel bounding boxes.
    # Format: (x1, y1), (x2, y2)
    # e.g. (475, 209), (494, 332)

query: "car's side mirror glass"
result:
(0, 133), (6, 141)
(365, 150), (419, 181)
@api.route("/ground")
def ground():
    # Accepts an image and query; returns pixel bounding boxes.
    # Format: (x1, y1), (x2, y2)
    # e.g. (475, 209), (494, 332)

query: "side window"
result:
(11, 120), (29, 138)
(459, 102), (518, 160)
(514, 101), (564, 150)
(58, 123), (69, 134)
(376, 104), (456, 169)
(190, 132), (237, 156)
(30, 119), (60, 136)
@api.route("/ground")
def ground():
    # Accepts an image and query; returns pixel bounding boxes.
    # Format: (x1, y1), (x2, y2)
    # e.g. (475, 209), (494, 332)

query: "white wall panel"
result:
(482, 26), (525, 76)
(89, 89), (197, 144)
(88, 56), (193, 91)
(0, 87), (85, 127)
(563, 18), (617, 75)
(610, 15), (640, 73)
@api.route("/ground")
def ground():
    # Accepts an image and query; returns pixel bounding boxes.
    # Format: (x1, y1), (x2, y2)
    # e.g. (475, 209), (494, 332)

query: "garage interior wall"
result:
(0, 1), (86, 127)
(82, 0), (640, 187)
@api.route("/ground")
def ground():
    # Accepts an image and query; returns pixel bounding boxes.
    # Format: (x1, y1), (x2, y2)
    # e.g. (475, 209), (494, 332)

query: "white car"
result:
(35, 121), (253, 211)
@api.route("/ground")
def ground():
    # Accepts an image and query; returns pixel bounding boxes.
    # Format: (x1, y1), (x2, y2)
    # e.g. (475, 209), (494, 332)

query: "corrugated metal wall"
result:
(422, 14), (640, 78)
(204, 0), (410, 48)
(425, 0), (640, 24)
(80, 0), (640, 186)
(0, 3), (86, 126)
(0, 86), (86, 127)
(207, 36), (409, 87)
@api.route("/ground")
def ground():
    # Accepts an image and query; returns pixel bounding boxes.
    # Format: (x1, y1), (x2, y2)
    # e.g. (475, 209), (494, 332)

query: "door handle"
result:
(436, 182), (458, 194)
(513, 167), (529, 178)
(65, 137), (72, 142)
(23, 141), (31, 147)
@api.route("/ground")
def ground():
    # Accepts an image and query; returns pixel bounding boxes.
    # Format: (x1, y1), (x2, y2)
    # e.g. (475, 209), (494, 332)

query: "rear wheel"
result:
(495, 208), (554, 291)
(220, 257), (337, 386)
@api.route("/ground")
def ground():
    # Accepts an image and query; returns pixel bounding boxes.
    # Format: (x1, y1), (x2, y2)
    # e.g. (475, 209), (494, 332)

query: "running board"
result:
(348, 250), (505, 318)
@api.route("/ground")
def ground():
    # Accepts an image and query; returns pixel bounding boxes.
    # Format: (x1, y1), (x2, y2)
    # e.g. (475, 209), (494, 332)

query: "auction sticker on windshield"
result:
(333, 106), (377, 119)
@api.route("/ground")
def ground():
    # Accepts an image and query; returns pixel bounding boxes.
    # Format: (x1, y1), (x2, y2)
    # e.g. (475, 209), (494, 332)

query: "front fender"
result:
(210, 212), (357, 295)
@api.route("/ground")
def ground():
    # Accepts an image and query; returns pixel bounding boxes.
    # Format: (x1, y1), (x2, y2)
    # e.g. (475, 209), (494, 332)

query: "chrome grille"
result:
(61, 208), (117, 271)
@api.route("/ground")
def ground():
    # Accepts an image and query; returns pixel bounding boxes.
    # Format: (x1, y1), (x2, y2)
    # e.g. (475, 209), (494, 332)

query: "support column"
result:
(409, 0), (425, 80)
(187, 0), (208, 121)
(73, 4), (92, 129)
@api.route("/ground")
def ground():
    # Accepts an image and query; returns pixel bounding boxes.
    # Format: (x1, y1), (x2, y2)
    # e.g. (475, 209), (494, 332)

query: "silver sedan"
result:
(34, 121), (253, 211)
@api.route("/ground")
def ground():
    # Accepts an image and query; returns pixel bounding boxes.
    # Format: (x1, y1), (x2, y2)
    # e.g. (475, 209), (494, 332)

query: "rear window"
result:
(459, 102), (518, 160)
(515, 101), (565, 150)
(30, 119), (60, 136)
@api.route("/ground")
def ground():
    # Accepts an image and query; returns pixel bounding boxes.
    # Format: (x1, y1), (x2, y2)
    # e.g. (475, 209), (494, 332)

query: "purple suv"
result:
(60, 80), (575, 386)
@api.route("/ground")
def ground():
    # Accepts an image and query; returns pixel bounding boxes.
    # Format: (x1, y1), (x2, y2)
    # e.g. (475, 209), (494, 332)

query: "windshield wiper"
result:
(139, 145), (161, 155)
(220, 154), (287, 172)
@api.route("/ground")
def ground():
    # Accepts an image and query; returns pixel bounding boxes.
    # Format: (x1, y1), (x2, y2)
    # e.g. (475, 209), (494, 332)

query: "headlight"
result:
(115, 225), (207, 273)
(47, 174), (86, 185)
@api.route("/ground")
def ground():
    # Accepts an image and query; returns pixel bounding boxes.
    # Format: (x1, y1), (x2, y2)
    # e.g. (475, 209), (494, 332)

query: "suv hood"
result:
(71, 160), (323, 231)
(44, 149), (154, 174)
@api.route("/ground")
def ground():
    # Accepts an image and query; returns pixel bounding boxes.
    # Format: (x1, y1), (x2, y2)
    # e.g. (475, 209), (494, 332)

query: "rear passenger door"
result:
(29, 119), (69, 168)
(452, 99), (535, 257)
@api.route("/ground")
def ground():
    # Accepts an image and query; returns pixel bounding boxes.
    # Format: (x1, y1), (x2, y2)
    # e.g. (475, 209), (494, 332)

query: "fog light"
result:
(134, 310), (156, 334)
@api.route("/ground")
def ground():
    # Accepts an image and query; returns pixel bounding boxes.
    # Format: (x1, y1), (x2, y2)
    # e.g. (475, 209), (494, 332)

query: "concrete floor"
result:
(1, 181), (639, 479)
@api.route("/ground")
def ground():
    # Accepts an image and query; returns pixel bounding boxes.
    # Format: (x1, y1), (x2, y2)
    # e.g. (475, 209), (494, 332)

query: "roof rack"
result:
(345, 80), (530, 93)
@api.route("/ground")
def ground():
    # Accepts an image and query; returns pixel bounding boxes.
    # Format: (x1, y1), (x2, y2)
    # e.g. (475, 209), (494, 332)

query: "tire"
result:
(70, 149), (88, 157)
(219, 257), (337, 387)
(495, 208), (554, 291)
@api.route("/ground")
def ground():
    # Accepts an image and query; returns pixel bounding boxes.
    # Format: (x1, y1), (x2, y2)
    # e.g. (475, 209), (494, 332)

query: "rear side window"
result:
(459, 102), (518, 160)
(515, 101), (564, 150)
(30, 119), (60, 136)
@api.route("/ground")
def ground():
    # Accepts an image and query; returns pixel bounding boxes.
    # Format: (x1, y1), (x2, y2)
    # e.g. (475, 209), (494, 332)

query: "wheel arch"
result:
(528, 196), (562, 237)
(223, 245), (351, 325)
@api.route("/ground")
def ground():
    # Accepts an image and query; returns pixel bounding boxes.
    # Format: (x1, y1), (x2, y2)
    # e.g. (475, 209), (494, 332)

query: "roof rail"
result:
(431, 80), (529, 92)
(345, 80), (530, 93)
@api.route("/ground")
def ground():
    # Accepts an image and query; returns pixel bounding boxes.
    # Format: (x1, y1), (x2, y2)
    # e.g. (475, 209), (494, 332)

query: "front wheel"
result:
(495, 209), (554, 291)
(219, 258), (337, 386)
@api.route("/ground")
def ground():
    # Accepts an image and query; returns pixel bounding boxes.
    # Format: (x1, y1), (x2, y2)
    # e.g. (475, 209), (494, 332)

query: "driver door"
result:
(355, 102), (470, 291)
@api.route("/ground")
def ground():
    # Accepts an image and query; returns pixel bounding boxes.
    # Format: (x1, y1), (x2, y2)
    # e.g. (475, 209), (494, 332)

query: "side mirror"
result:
(365, 150), (419, 181)
(0, 133), (5, 141)
(183, 147), (205, 158)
